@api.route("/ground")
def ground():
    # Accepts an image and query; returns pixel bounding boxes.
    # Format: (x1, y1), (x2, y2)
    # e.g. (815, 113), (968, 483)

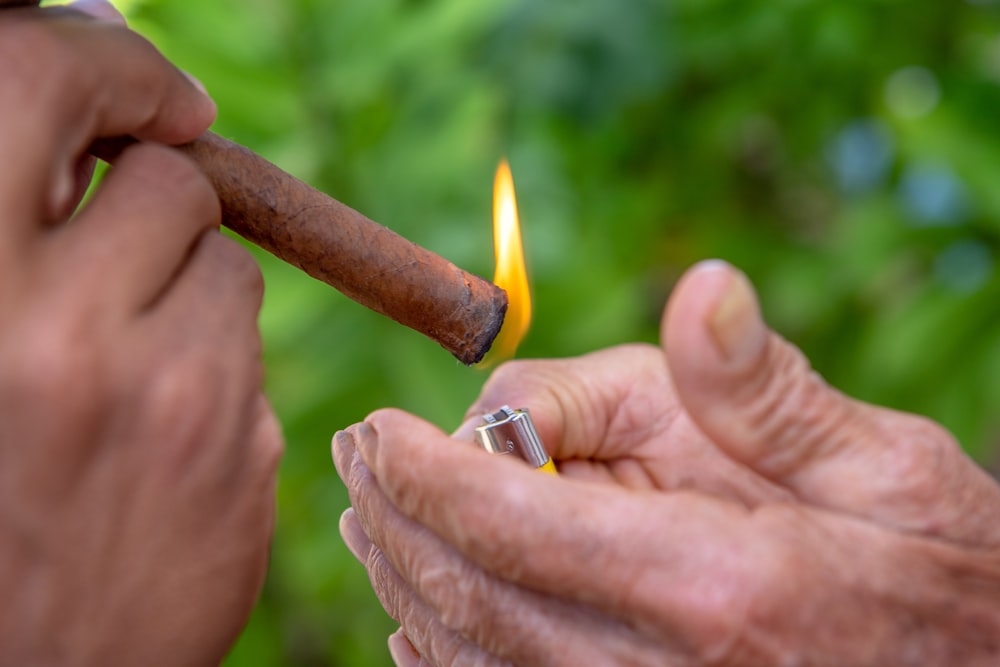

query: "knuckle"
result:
(427, 632), (479, 667)
(3, 323), (102, 416)
(110, 32), (176, 131)
(260, 423), (285, 469)
(678, 576), (749, 663)
(420, 560), (490, 633)
(882, 415), (959, 502)
(139, 359), (217, 462)
(600, 341), (661, 363)
(249, 401), (284, 475)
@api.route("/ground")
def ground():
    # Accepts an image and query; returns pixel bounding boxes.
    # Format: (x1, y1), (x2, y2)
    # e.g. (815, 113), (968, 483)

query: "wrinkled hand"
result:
(0, 4), (282, 666)
(334, 260), (1000, 666)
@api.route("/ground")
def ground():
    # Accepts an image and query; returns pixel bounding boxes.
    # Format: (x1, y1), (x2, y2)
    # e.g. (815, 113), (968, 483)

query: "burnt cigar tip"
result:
(451, 291), (508, 365)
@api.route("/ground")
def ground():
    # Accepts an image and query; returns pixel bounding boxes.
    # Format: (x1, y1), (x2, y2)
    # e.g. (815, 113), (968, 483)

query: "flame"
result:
(485, 158), (531, 364)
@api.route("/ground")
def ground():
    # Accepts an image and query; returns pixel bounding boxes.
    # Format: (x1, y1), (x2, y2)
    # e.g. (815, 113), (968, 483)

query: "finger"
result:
(235, 394), (283, 565)
(0, 10), (215, 226)
(388, 630), (420, 667)
(58, 143), (220, 312)
(454, 345), (669, 462)
(663, 260), (1000, 545)
(245, 394), (285, 481)
(137, 231), (265, 466)
(454, 345), (790, 503)
(148, 229), (263, 329)
(339, 413), (755, 656)
(334, 440), (669, 667)
(339, 510), (512, 667)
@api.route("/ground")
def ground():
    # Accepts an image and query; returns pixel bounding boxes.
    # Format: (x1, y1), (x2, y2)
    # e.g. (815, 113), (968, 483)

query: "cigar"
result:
(97, 132), (508, 365)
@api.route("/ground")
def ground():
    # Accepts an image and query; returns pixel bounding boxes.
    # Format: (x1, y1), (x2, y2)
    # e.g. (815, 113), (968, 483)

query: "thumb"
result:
(664, 260), (1000, 546)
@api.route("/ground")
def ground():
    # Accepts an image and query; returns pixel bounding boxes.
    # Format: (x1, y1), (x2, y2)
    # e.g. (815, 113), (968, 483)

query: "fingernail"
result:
(388, 629), (422, 667)
(339, 509), (372, 563)
(69, 0), (127, 24)
(703, 261), (768, 364)
(354, 421), (378, 465)
(331, 430), (356, 483)
(181, 70), (209, 96)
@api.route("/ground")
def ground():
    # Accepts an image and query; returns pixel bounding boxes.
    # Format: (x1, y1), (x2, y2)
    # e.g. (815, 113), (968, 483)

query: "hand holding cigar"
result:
(5, 0), (508, 365)
(95, 132), (508, 365)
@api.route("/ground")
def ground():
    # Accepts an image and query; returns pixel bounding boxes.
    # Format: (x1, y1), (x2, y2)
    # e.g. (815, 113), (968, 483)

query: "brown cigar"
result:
(179, 133), (507, 365)
(94, 132), (508, 365)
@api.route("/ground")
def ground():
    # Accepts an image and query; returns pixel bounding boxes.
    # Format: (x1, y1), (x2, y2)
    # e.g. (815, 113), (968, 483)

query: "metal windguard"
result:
(474, 406), (549, 468)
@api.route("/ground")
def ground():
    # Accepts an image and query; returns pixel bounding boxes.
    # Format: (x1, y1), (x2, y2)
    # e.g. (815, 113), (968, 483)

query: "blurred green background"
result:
(111, 0), (1000, 663)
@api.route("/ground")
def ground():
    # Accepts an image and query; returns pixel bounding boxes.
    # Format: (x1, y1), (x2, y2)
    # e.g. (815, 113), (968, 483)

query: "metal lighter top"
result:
(474, 406), (557, 473)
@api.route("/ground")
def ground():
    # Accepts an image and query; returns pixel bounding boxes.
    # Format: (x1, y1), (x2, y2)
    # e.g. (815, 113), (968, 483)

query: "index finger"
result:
(455, 343), (677, 463)
(356, 408), (759, 645)
(0, 8), (215, 225)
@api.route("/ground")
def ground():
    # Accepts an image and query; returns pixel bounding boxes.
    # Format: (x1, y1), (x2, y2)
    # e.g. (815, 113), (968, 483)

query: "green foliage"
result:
(118, 0), (1000, 663)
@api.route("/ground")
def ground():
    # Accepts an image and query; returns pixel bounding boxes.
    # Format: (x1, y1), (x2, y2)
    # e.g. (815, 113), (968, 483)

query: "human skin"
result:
(0, 4), (283, 666)
(334, 260), (1000, 666)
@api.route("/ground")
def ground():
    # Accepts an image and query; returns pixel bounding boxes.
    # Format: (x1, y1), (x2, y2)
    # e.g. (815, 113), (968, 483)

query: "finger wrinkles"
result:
(411, 553), (493, 635)
(362, 410), (779, 664)
(366, 411), (637, 599)
(379, 512), (661, 667)
(347, 423), (657, 665)
(727, 334), (857, 480)
(343, 456), (515, 663)
(363, 546), (510, 667)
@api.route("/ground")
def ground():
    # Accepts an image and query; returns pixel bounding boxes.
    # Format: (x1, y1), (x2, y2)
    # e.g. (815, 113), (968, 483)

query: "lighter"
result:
(474, 406), (558, 474)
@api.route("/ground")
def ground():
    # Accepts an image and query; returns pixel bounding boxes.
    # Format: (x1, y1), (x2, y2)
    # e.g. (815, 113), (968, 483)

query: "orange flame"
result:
(484, 158), (531, 365)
